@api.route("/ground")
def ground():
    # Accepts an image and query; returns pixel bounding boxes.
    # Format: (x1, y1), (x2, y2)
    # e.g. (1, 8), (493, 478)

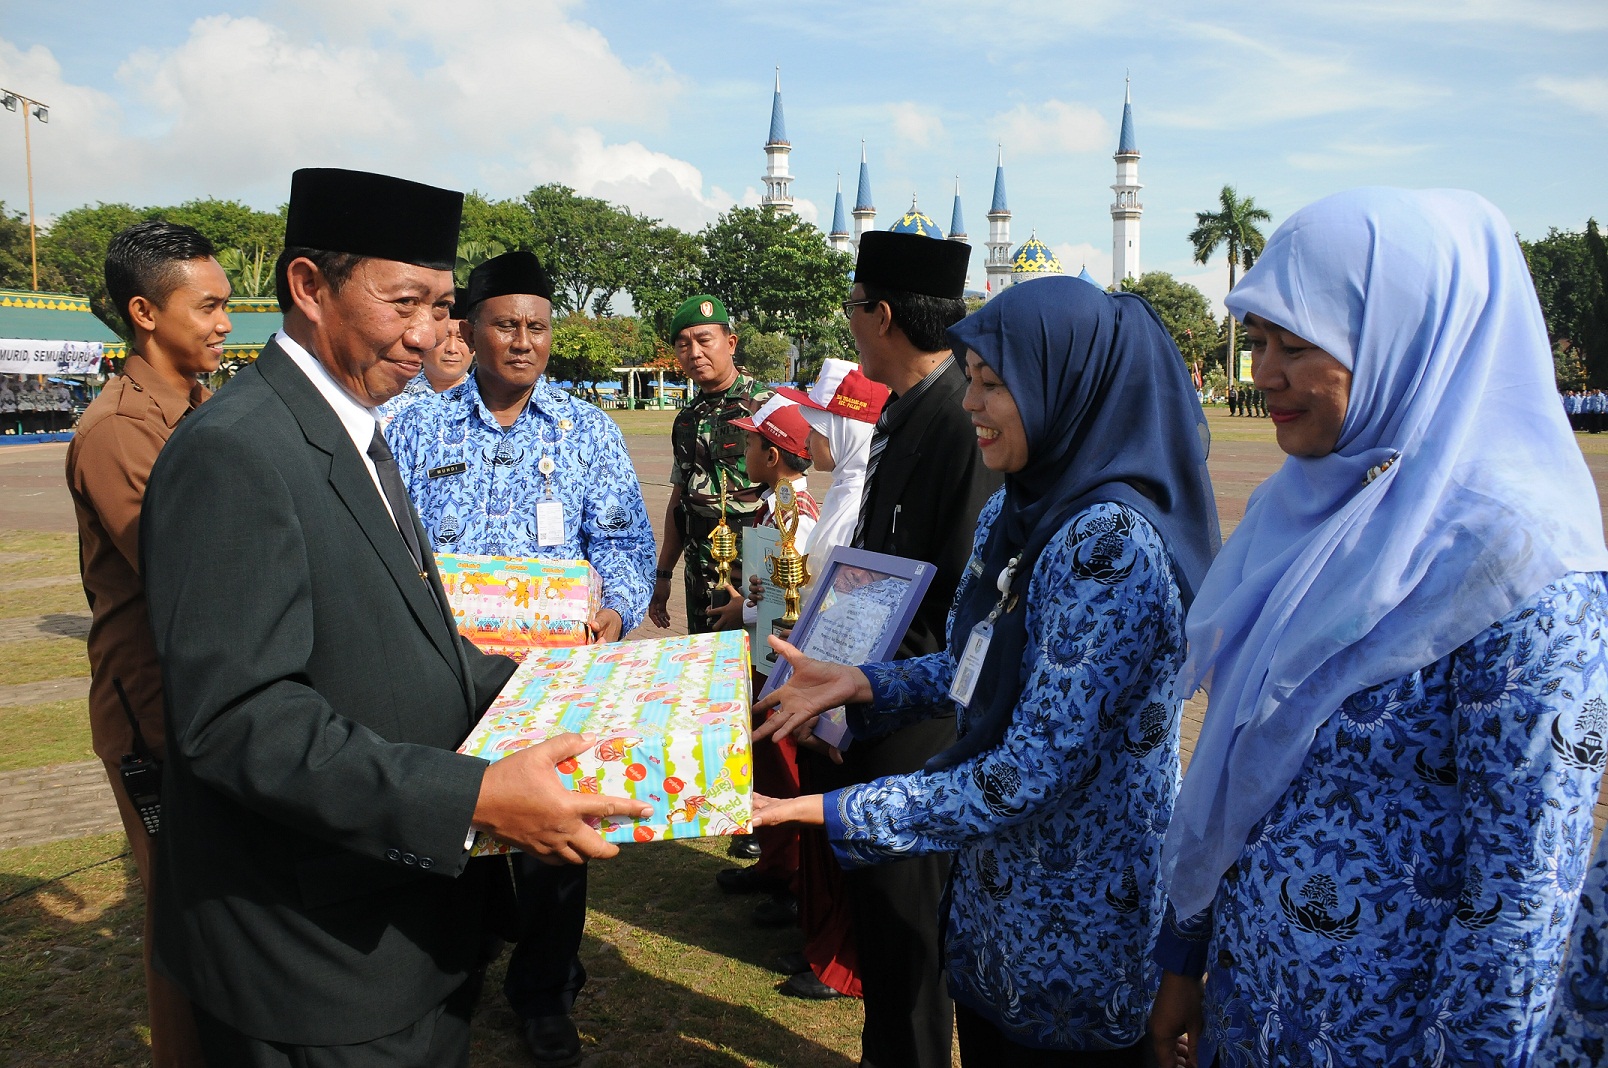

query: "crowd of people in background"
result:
(1562, 388), (1608, 432)
(1224, 383), (1265, 417)
(0, 374), (78, 433)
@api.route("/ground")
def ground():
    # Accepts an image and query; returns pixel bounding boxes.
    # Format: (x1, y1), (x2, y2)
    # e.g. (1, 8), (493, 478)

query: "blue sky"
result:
(1, 0), (1604, 310)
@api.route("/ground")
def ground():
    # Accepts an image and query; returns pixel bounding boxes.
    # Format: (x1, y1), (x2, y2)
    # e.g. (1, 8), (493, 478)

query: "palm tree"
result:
(217, 246), (273, 299)
(1190, 185), (1272, 378)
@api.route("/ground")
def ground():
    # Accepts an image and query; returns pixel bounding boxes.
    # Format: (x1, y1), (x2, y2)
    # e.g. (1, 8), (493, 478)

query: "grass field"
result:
(0, 833), (865, 1068)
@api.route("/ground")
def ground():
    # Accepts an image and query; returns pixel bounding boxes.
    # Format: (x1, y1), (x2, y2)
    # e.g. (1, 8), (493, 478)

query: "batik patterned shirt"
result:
(822, 496), (1187, 1051)
(1539, 826), (1608, 1067)
(1154, 572), (1608, 1068)
(375, 372), (439, 428)
(386, 373), (655, 633)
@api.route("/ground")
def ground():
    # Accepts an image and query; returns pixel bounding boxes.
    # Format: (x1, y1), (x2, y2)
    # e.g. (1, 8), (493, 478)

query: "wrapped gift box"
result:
(435, 554), (601, 659)
(460, 630), (754, 851)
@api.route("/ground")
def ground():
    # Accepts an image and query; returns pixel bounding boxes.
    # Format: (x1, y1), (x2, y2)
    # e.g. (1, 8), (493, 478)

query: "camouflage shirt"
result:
(670, 373), (774, 522)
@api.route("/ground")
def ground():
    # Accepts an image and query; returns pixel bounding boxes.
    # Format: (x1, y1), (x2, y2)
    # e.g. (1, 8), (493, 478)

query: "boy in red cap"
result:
(710, 394), (821, 928)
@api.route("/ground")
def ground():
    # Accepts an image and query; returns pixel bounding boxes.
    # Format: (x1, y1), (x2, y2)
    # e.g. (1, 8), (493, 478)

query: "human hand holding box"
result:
(460, 631), (754, 851)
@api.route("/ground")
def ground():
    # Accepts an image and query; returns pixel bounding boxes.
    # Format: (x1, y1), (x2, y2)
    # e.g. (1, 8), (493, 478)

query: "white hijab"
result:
(798, 405), (874, 556)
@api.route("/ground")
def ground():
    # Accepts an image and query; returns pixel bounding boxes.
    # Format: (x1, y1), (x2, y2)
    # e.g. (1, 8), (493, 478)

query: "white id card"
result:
(948, 620), (993, 708)
(536, 497), (565, 547)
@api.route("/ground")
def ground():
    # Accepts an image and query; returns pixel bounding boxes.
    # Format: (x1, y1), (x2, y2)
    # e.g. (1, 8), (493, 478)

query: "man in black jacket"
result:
(141, 168), (648, 1068)
(825, 230), (1001, 1067)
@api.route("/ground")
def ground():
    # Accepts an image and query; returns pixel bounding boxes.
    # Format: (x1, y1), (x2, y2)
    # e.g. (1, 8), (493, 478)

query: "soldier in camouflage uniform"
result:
(649, 295), (773, 634)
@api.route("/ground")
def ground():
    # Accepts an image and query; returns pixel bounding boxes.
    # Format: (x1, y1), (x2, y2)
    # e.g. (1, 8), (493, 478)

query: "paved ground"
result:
(2, 411), (1605, 851)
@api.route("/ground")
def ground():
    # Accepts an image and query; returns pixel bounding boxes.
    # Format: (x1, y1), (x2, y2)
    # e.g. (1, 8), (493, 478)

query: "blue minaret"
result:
(947, 176), (967, 243)
(985, 145), (1012, 297)
(828, 173), (851, 253)
(852, 140), (875, 252)
(761, 67), (794, 211)
(1111, 75), (1143, 288)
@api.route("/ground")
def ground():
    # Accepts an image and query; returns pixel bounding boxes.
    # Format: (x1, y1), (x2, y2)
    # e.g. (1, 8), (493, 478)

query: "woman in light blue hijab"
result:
(1148, 188), (1608, 1067)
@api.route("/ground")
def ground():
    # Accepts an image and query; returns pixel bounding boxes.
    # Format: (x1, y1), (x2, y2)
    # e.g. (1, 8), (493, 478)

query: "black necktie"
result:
(367, 425), (425, 572)
(850, 417), (891, 549)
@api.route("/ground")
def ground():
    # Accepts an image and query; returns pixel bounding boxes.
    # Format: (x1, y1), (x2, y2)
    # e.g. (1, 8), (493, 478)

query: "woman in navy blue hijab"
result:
(753, 275), (1220, 1065)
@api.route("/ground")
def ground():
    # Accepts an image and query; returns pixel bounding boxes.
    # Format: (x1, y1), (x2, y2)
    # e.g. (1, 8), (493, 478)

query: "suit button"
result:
(385, 848), (401, 862)
(419, 857), (434, 870)
(402, 852), (418, 866)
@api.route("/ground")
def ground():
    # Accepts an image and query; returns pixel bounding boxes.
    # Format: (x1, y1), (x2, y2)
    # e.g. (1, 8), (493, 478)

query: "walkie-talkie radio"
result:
(113, 676), (162, 837)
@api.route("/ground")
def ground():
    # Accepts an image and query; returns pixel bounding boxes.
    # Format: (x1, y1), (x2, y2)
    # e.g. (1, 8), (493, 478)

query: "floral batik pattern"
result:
(387, 374), (656, 633)
(823, 496), (1187, 1050)
(1539, 826), (1608, 1066)
(1155, 572), (1608, 1067)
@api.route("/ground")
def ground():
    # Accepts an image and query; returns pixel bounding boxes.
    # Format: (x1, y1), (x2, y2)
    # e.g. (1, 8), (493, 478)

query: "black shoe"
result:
(773, 951), (809, 976)
(752, 893), (799, 928)
(520, 1014), (581, 1067)
(727, 834), (762, 860)
(716, 866), (791, 895)
(781, 970), (844, 1000)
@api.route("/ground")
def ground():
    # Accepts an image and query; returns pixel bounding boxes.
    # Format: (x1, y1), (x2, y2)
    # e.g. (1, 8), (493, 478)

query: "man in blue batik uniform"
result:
(387, 249), (654, 1066)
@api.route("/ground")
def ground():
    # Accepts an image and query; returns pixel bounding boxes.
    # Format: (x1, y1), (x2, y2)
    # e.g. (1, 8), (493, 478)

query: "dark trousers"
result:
(822, 714), (957, 1068)
(503, 853), (589, 1019)
(192, 979), (475, 1068)
(955, 1002), (1152, 1068)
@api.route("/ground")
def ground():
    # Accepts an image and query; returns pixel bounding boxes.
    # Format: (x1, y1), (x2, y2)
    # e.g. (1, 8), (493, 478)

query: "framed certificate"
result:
(756, 546), (936, 748)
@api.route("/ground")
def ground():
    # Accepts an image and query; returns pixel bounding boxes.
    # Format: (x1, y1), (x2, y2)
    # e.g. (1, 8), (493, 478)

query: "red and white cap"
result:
(729, 395), (813, 459)
(776, 358), (889, 424)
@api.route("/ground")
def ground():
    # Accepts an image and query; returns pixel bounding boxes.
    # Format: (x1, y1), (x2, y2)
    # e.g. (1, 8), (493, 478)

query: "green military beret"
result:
(669, 294), (731, 340)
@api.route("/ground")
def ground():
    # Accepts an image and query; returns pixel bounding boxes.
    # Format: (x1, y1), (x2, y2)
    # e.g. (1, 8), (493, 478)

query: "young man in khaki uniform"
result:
(64, 220), (234, 1068)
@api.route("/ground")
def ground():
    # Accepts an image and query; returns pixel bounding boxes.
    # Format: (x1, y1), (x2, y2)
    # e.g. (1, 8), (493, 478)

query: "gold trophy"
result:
(708, 468), (738, 608)
(764, 481), (812, 623)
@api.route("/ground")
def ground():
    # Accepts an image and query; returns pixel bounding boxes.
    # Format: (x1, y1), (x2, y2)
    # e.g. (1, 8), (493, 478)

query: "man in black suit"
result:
(823, 231), (1001, 1067)
(141, 168), (649, 1068)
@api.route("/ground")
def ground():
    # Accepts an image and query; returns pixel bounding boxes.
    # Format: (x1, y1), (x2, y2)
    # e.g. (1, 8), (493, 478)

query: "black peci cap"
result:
(854, 231), (970, 299)
(284, 168), (462, 270)
(463, 250), (555, 314)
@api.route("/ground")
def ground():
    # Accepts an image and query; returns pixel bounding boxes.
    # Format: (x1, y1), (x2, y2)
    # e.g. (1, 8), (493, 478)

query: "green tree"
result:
(217, 246), (274, 298)
(522, 184), (645, 314)
(36, 202), (146, 330)
(1189, 185), (1271, 376)
(1526, 222), (1608, 386)
(159, 199), (284, 258)
(735, 330), (792, 382)
(549, 314), (623, 383)
(454, 237), (507, 287)
(0, 201), (31, 289)
(627, 223), (704, 339)
(698, 205), (852, 343)
(1121, 271), (1217, 367)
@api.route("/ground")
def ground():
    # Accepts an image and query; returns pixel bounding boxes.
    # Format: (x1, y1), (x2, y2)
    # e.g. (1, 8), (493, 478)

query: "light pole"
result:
(1, 88), (50, 291)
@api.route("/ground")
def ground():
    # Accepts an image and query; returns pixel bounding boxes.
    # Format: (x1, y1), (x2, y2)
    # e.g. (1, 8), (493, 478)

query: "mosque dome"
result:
(888, 196), (944, 239)
(1010, 233), (1062, 276)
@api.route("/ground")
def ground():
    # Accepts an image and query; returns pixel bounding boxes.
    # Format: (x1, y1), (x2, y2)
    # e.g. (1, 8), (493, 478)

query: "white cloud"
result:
(0, 3), (738, 232)
(992, 100), (1110, 157)
(889, 102), (945, 148)
(1534, 75), (1608, 121)
(1052, 241), (1113, 289)
(1150, 22), (1448, 129)
(1285, 141), (1431, 172)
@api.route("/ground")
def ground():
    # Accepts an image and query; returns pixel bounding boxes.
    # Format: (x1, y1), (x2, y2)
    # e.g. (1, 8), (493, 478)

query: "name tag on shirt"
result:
(536, 498), (566, 547)
(948, 620), (993, 708)
(428, 462), (467, 480)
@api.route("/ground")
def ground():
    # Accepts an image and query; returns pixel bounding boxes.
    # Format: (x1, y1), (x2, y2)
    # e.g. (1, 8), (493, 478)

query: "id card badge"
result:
(948, 619), (993, 708)
(536, 494), (565, 547)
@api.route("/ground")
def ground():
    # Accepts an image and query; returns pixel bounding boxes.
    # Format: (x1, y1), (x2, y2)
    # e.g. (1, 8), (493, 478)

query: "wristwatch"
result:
(655, 568), (675, 581)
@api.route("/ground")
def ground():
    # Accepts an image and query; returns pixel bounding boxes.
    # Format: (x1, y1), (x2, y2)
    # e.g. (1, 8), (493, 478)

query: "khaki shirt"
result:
(65, 354), (209, 765)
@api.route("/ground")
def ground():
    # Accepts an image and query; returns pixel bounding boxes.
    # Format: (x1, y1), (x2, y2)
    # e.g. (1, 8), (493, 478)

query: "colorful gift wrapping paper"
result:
(460, 630), (754, 851)
(435, 554), (601, 658)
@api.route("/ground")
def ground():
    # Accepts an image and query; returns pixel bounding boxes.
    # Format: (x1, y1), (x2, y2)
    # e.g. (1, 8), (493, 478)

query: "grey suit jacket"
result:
(142, 339), (516, 1045)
